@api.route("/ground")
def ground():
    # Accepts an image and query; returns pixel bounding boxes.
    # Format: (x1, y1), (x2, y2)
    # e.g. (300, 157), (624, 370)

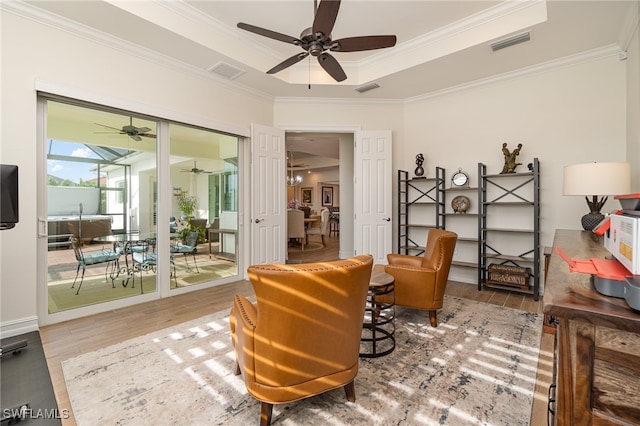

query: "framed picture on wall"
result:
(301, 187), (313, 204)
(322, 186), (333, 206)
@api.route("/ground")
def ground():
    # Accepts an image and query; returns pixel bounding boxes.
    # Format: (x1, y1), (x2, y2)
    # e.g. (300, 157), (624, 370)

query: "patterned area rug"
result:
(62, 296), (542, 425)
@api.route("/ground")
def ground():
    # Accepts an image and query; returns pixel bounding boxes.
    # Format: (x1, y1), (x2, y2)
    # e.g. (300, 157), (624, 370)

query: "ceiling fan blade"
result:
(131, 135), (142, 142)
(135, 127), (152, 133)
(332, 35), (397, 52)
(318, 52), (346, 82)
(140, 133), (156, 138)
(94, 123), (123, 131)
(237, 22), (301, 45)
(312, 0), (340, 40)
(267, 52), (309, 74)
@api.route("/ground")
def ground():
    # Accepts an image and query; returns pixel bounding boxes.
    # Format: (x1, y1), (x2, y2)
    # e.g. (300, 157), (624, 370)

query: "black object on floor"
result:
(1, 331), (62, 425)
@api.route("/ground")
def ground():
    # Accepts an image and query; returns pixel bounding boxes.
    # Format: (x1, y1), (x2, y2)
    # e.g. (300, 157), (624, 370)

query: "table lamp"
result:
(563, 162), (631, 230)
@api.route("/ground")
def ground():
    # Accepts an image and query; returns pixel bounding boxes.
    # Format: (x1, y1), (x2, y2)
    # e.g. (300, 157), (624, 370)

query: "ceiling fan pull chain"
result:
(308, 55), (311, 90)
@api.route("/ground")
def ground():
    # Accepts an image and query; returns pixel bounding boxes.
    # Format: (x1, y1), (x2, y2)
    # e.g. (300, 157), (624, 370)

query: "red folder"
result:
(555, 246), (631, 280)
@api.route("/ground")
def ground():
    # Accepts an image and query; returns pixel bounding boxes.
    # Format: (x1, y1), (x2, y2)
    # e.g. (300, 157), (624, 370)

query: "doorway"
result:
(285, 132), (352, 262)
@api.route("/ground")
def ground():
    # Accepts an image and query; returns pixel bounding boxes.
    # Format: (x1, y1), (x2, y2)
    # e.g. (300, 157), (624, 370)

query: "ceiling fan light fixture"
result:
(490, 31), (531, 52)
(355, 82), (380, 93)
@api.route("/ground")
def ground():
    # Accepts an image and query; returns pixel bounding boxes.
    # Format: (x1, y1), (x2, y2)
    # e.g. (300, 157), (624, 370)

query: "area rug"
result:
(288, 242), (324, 253)
(62, 296), (542, 425)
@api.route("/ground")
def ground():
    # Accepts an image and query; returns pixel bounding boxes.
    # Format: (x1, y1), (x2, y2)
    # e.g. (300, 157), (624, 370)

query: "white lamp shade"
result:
(563, 162), (631, 196)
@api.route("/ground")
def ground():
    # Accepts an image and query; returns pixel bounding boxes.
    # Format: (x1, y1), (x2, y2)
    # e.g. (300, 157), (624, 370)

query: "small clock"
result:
(451, 168), (469, 188)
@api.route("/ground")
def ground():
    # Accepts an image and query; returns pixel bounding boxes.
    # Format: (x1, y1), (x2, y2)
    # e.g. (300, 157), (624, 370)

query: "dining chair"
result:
(306, 207), (329, 246)
(287, 209), (305, 250)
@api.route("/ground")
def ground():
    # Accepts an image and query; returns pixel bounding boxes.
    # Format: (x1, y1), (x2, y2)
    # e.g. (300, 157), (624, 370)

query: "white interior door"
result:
(354, 130), (393, 264)
(250, 124), (286, 265)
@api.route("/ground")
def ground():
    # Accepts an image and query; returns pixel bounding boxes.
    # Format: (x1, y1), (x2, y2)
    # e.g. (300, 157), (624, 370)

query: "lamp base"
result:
(581, 212), (604, 231)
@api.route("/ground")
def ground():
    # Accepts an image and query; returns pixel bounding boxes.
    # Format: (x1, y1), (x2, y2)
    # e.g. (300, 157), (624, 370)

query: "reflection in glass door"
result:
(169, 124), (238, 290)
(45, 100), (158, 313)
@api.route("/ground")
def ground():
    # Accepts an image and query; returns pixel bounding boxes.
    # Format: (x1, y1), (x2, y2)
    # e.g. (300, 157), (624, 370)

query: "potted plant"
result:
(177, 193), (198, 219)
(175, 194), (206, 243)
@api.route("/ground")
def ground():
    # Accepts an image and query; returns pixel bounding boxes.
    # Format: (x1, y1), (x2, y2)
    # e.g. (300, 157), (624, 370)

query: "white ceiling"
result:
(20, 0), (637, 101)
(14, 0), (637, 170)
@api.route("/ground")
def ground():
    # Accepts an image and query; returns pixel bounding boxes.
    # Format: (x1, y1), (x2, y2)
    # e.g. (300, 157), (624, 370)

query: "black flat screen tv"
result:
(1, 164), (19, 230)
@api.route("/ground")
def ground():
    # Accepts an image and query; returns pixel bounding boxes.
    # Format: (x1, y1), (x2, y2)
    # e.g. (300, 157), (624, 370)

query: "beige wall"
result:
(627, 24), (640, 191)
(275, 53), (629, 284)
(0, 12), (274, 335)
(1, 9), (638, 334)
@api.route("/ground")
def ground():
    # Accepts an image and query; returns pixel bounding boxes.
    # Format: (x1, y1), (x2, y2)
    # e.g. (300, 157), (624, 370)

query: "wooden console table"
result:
(544, 229), (640, 425)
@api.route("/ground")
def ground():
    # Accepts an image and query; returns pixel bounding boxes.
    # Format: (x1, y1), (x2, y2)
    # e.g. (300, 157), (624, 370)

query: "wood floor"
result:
(40, 234), (554, 426)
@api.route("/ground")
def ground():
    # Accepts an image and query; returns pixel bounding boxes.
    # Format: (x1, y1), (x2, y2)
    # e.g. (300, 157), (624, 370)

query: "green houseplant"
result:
(176, 194), (206, 242)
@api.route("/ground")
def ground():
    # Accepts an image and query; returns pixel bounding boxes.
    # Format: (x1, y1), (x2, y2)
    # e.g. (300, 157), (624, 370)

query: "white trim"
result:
(274, 97), (403, 105)
(406, 44), (622, 104)
(276, 124), (362, 133)
(0, 316), (39, 339)
(34, 80), (251, 138)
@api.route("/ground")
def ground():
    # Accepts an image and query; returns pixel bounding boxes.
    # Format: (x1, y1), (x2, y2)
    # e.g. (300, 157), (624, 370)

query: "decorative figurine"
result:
(500, 143), (523, 174)
(414, 153), (425, 178)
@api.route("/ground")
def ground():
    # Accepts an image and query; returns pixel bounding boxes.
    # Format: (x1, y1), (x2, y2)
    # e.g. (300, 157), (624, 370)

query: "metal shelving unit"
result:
(478, 158), (540, 300)
(442, 185), (479, 270)
(397, 168), (445, 255)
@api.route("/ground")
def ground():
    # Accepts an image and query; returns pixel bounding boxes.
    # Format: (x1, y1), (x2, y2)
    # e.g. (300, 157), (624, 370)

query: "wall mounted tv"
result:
(1, 164), (19, 230)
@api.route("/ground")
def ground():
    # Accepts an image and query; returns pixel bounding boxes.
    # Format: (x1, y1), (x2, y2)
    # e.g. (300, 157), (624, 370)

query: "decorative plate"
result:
(451, 195), (471, 213)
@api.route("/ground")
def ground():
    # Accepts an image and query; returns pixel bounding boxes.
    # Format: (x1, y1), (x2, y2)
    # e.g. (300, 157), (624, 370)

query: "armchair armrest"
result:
(384, 264), (440, 304)
(230, 295), (257, 381)
(387, 253), (423, 268)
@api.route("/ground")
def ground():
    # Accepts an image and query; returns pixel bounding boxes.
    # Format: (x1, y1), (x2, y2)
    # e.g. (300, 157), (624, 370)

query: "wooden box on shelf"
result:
(487, 264), (530, 289)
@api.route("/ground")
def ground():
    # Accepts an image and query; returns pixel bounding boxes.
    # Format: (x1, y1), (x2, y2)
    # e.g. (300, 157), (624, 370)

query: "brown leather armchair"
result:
(229, 255), (373, 426)
(385, 229), (457, 327)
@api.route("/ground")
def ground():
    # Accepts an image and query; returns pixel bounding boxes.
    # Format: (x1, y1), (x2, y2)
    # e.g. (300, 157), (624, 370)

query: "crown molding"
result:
(2, 0), (275, 102)
(405, 44), (622, 104)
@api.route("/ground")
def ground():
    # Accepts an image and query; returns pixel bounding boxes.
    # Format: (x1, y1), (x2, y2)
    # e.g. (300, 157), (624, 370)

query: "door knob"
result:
(254, 218), (263, 223)
(383, 217), (391, 222)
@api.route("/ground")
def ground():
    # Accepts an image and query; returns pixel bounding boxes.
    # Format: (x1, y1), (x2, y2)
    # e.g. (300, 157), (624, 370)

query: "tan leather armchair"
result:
(229, 255), (373, 426)
(385, 229), (457, 327)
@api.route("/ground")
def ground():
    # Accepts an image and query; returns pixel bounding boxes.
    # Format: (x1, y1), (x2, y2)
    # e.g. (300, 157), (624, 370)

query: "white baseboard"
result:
(0, 316), (39, 339)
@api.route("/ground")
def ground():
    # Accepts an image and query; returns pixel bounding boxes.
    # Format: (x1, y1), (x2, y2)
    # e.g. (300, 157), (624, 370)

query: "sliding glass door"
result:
(42, 97), (240, 317)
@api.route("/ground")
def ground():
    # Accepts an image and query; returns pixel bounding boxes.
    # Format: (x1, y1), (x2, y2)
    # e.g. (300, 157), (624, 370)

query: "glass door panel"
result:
(169, 123), (238, 289)
(46, 100), (158, 313)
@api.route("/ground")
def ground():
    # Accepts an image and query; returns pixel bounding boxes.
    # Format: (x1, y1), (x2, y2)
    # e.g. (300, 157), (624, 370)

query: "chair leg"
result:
(71, 264), (81, 289)
(260, 402), (273, 426)
(344, 380), (356, 402)
(429, 310), (438, 327)
(321, 234), (326, 246)
(234, 360), (241, 376)
(74, 266), (86, 295)
(191, 253), (199, 273)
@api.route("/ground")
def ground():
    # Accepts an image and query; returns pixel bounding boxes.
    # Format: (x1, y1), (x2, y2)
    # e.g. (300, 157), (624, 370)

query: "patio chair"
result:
(70, 238), (121, 295)
(130, 239), (176, 292)
(170, 231), (200, 273)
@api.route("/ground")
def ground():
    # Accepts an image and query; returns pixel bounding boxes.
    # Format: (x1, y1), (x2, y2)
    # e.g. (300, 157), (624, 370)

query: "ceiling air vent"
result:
(208, 62), (246, 80)
(490, 32), (531, 52)
(355, 83), (380, 94)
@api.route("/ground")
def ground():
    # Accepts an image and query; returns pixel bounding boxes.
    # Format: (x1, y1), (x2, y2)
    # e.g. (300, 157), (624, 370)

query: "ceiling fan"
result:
(181, 161), (213, 174)
(237, 0), (396, 82)
(94, 117), (156, 141)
